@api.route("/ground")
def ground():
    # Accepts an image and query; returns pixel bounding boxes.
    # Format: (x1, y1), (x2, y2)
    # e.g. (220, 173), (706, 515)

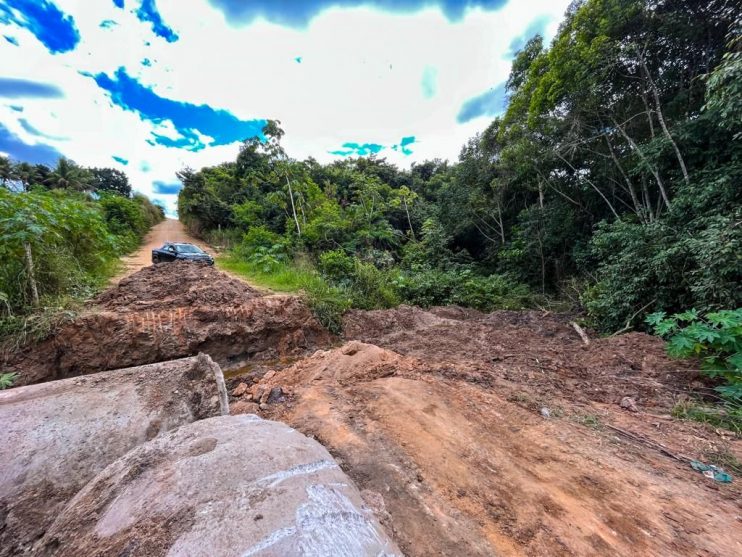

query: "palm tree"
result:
(49, 158), (92, 191)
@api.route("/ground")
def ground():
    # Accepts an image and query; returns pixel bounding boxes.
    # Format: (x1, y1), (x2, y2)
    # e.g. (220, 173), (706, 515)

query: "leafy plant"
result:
(0, 372), (18, 390)
(647, 308), (742, 402)
(247, 245), (289, 273)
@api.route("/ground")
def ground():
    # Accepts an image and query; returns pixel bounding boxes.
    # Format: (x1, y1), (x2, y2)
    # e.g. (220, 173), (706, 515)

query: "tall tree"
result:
(90, 167), (132, 197)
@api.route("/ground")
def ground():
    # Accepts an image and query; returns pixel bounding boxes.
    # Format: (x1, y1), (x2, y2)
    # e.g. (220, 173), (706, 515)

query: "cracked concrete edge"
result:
(197, 352), (229, 416)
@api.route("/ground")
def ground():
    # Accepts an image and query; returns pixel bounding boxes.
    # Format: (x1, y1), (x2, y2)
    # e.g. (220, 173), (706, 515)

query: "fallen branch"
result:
(605, 424), (690, 463)
(570, 321), (590, 346)
(610, 298), (657, 337)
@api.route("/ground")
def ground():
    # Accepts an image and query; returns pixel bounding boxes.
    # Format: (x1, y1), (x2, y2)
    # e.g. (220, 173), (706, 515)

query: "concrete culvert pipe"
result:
(36, 415), (401, 557)
(0, 353), (228, 557)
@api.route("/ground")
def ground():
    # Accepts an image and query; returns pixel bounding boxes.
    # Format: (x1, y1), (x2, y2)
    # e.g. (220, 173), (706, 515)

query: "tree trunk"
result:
(496, 201), (505, 244)
(639, 55), (690, 187)
(612, 118), (671, 210)
(24, 242), (39, 306)
(284, 171), (301, 236)
(403, 198), (415, 240)
(556, 152), (621, 220)
(604, 135), (646, 223)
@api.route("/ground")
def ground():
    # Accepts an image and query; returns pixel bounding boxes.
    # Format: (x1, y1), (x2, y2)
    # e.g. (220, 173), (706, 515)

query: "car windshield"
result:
(174, 244), (204, 254)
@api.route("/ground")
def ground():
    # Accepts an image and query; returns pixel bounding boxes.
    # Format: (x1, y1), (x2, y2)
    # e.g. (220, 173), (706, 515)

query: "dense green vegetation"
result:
(0, 156), (165, 338)
(648, 309), (742, 431)
(179, 0), (740, 336)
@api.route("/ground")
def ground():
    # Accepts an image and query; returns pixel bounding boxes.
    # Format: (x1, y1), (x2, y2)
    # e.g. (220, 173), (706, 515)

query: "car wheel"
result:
(153, 255), (160, 264)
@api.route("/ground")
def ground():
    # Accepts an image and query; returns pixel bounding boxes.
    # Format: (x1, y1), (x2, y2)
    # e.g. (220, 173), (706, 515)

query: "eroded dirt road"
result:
(116, 218), (214, 280)
(5, 261), (742, 556)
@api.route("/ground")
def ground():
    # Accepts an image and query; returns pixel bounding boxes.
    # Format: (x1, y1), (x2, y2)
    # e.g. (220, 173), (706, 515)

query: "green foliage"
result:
(99, 194), (147, 251)
(90, 167), (132, 197)
(301, 278), (351, 335)
(317, 249), (355, 282)
(705, 25), (742, 139)
(317, 250), (399, 310)
(0, 189), (118, 313)
(394, 267), (535, 311)
(0, 181), (163, 322)
(176, 1), (738, 339)
(647, 309), (742, 403)
(0, 372), (18, 389)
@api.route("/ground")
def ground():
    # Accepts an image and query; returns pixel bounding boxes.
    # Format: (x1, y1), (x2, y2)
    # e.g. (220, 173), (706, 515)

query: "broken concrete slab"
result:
(37, 415), (400, 557)
(0, 353), (228, 557)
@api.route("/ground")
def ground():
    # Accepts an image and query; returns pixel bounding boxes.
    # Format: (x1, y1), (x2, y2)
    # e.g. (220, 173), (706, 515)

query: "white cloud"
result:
(0, 0), (571, 215)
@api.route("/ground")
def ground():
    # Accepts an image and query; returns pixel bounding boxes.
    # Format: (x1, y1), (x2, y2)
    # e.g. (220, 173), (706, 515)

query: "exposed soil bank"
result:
(5, 262), (741, 555)
(235, 308), (742, 556)
(4, 262), (332, 386)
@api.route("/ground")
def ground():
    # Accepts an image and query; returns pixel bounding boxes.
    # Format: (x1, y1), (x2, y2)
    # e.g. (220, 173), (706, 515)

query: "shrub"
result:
(236, 226), (287, 257)
(317, 249), (355, 283)
(346, 260), (399, 310)
(0, 372), (18, 389)
(0, 190), (118, 314)
(301, 278), (351, 335)
(318, 250), (398, 310)
(394, 267), (535, 311)
(585, 214), (741, 333)
(647, 308), (742, 403)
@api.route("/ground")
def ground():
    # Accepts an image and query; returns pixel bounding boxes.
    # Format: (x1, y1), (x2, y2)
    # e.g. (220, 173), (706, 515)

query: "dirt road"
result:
(116, 219), (214, 279)
(5, 260), (742, 555)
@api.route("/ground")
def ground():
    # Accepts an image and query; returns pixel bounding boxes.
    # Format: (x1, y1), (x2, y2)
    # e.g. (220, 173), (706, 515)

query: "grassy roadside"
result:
(217, 254), (317, 293)
(217, 254), (351, 333)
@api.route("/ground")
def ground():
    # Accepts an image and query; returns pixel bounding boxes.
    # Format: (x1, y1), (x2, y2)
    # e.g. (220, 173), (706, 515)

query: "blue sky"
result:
(0, 0), (568, 214)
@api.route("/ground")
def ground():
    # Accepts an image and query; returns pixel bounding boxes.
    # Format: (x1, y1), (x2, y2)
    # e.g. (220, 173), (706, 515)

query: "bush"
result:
(647, 308), (742, 402)
(0, 372), (18, 389)
(0, 189), (162, 322)
(99, 194), (147, 251)
(317, 249), (355, 283)
(301, 278), (351, 335)
(394, 267), (535, 311)
(346, 260), (399, 310)
(0, 190), (118, 314)
(317, 250), (398, 310)
(584, 214), (741, 333)
(236, 226), (288, 257)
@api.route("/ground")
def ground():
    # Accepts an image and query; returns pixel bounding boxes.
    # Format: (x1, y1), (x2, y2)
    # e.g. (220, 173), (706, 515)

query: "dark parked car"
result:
(152, 242), (214, 265)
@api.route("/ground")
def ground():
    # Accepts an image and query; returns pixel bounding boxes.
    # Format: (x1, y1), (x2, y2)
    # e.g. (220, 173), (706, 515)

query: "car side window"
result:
(167, 245), (175, 252)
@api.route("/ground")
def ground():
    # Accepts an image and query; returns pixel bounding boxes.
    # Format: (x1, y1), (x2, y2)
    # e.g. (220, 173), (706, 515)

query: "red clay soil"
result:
(6, 262), (741, 555)
(3, 262), (331, 386)
(234, 307), (742, 557)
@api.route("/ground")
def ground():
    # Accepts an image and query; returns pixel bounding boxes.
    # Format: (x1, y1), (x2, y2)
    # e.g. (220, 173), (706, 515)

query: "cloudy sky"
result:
(1, 0), (570, 214)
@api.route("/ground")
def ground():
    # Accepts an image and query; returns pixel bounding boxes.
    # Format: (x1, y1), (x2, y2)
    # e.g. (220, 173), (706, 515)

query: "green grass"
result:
(671, 399), (742, 435)
(218, 254), (351, 334)
(218, 254), (318, 293)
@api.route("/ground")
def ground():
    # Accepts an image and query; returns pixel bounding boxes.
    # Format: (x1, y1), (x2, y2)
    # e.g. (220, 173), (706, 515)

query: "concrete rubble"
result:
(36, 415), (400, 556)
(0, 353), (228, 556)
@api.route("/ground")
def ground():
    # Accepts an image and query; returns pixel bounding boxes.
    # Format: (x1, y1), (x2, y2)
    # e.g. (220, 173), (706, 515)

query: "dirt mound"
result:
(343, 306), (697, 410)
(246, 340), (742, 557)
(5, 264), (332, 386)
(97, 261), (261, 312)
